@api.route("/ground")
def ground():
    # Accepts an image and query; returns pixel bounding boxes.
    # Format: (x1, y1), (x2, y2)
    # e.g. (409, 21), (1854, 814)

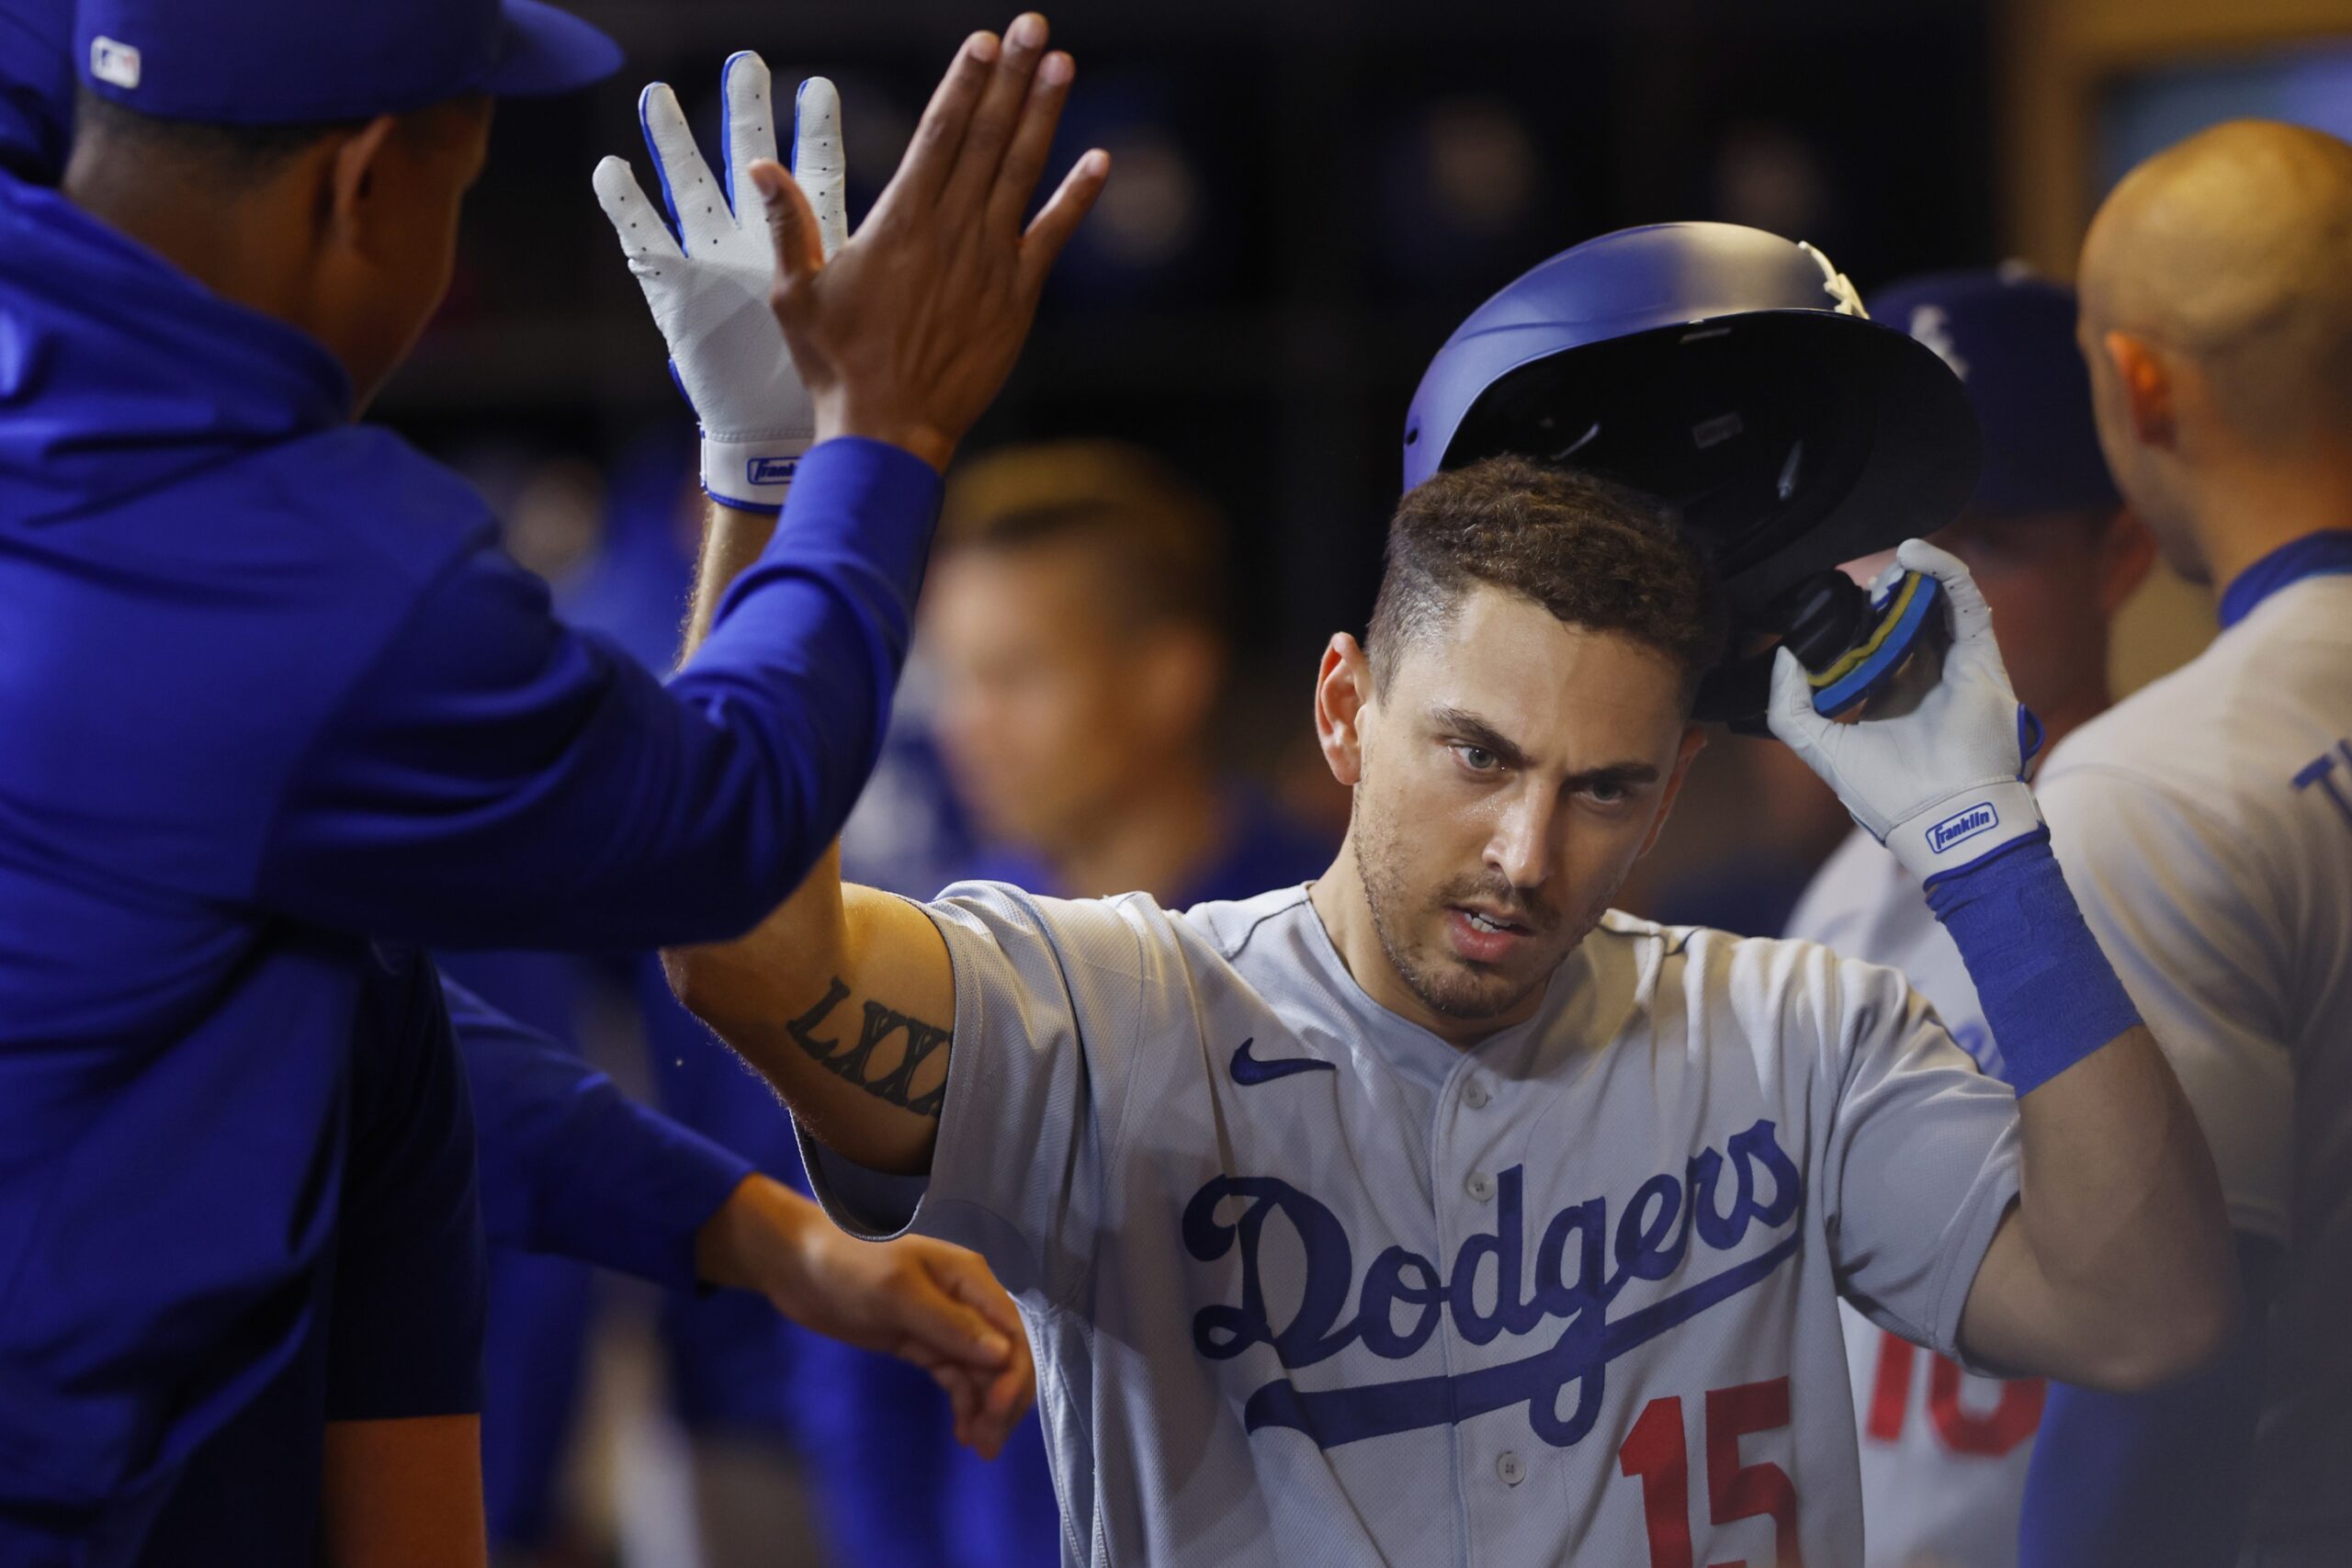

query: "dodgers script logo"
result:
(1182, 1120), (1804, 1451)
(1928, 800), (1999, 854)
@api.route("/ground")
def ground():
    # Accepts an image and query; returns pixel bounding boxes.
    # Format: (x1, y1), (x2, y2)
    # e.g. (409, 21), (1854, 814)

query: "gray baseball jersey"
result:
(802, 883), (2021, 1566)
(2035, 570), (2352, 1566)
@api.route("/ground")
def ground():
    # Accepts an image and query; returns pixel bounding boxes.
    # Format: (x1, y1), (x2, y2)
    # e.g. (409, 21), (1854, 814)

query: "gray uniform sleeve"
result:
(1813, 946), (2022, 1363)
(2038, 767), (2292, 1244)
(799, 881), (1174, 1307)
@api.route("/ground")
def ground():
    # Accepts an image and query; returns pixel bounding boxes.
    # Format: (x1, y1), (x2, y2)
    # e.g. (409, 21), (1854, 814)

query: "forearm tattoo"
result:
(786, 976), (951, 1118)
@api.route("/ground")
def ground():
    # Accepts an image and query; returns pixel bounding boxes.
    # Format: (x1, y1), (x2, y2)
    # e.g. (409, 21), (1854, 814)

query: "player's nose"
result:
(1484, 794), (1557, 893)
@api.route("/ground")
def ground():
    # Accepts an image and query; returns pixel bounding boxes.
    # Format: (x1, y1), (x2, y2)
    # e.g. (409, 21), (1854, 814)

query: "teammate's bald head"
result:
(2081, 118), (2352, 448)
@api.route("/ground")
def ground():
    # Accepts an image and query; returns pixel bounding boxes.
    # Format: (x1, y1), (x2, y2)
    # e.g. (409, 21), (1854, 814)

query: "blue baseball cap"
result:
(1867, 267), (2121, 519)
(73, 0), (621, 125)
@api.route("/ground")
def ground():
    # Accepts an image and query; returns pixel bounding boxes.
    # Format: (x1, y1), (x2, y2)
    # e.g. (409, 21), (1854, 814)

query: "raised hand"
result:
(1768, 538), (2047, 886)
(748, 13), (1110, 472)
(594, 55), (850, 512)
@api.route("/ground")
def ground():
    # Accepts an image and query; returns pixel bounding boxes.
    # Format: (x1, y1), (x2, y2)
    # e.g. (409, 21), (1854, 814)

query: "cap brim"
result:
(481, 0), (623, 98)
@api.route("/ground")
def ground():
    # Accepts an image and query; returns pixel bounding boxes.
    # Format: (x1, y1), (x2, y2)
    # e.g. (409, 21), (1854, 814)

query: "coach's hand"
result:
(746, 13), (1107, 472)
(1768, 539), (2046, 887)
(696, 1175), (1035, 1459)
(594, 56), (848, 513)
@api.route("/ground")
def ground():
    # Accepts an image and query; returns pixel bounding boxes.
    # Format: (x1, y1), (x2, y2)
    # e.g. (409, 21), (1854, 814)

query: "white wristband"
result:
(702, 435), (810, 513)
(1883, 778), (2044, 887)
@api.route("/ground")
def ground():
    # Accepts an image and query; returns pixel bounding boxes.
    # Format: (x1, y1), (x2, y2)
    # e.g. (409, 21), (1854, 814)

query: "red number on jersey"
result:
(1618, 1376), (1802, 1567)
(1864, 1328), (2042, 1457)
(1865, 1334), (1915, 1442)
(1619, 1395), (1697, 1567)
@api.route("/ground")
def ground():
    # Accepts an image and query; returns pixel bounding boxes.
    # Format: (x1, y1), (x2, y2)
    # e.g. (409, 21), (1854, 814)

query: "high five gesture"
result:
(755, 14), (1106, 471)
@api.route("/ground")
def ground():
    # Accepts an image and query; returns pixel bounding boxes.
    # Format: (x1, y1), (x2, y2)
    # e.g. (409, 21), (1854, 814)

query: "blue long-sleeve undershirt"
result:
(445, 976), (754, 1291)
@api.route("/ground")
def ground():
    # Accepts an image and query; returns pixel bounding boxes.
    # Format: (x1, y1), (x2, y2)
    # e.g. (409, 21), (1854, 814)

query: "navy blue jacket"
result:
(0, 165), (936, 1537)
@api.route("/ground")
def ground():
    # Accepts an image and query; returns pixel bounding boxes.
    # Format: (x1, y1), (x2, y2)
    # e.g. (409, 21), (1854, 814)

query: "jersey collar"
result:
(2217, 529), (2352, 630)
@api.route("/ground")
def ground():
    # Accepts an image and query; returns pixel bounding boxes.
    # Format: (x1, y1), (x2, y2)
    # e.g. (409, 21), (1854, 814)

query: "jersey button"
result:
(1466, 1171), (1496, 1202)
(1463, 1081), (1490, 1110)
(1497, 1451), (1525, 1486)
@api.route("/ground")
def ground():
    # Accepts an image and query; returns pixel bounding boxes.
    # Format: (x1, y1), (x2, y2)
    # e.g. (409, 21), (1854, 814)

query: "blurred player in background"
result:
(1781, 267), (2154, 1568)
(929, 439), (1335, 905)
(2012, 119), (2352, 1568)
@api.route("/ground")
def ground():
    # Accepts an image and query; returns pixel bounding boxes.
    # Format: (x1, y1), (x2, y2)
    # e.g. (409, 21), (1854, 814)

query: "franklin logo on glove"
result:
(1928, 801), (2000, 855)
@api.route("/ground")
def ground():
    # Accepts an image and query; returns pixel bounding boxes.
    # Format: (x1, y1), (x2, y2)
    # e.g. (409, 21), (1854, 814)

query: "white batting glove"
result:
(1768, 539), (2045, 887)
(593, 56), (850, 513)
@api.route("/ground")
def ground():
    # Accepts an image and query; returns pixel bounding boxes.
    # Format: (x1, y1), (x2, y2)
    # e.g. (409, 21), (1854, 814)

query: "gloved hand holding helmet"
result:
(1403, 221), (1982, 727)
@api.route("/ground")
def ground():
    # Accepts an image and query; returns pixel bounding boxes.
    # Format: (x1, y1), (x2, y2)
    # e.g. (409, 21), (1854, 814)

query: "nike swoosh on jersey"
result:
(1229, 1038), (1336, 1086)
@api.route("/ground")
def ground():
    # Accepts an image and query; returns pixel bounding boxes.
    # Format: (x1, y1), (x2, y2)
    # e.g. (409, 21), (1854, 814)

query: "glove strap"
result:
(1926, 836), (2143, 1096)
(1883, 778), (2044, 889)
(703, 435), (812, 514)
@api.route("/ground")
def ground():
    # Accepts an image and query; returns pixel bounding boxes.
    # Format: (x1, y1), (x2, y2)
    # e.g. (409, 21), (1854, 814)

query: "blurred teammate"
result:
(662, 367), (2238, 1568)
(2010, 119), (2352, 1567)
(930, 441), (1334, 904)
(0, 3), (1102, 1556)
(1781, 268), (2154, 1568)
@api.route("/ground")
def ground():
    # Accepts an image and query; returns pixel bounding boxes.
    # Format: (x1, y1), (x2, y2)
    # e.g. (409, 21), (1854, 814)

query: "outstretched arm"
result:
(663, 472), (952, 1183)
(1773, 541), (2237, 1391)
(447, 975), (1031, 1452)
(666, 14), (1105, 1176)
(254, 25), (1101, 956)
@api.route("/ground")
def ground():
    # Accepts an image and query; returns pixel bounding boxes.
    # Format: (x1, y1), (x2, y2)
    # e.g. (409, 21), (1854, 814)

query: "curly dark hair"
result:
(1366, 456), (1726, 705)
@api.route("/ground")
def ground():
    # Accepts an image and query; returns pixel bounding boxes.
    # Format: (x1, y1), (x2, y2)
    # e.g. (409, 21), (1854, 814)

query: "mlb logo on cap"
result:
(89, 37), (141, 92)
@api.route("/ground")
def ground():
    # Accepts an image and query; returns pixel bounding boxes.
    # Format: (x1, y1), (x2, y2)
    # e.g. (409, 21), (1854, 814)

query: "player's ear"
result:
(1636, 726), (1708, 859)
(322, 115), (403, 252)
(1315, 633), (1374, 788)
(2103, 331), (2176, 450)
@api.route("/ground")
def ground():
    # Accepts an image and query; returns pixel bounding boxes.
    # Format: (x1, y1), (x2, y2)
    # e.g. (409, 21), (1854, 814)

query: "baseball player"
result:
(1781, 269), (2154, 1568)
(0, 3), (1101, 1557)
(2005, 120), (2352, 1568)
(628, 98), (2239, 1548)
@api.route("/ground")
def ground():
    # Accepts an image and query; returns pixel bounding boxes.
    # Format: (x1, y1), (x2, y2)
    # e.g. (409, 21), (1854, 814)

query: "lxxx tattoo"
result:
(786, 977), (952, 1118)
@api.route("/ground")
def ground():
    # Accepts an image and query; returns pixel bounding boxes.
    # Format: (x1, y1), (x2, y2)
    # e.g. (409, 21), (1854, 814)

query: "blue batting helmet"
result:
(1404, 222), (1981, 626)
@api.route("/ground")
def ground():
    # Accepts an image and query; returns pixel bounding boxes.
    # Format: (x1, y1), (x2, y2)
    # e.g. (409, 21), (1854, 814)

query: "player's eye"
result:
(1583, 778), (1630, 805)
(1451, 743), (1499, 774)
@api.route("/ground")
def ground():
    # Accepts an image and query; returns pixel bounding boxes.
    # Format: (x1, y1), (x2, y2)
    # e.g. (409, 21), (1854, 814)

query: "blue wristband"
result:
(1925, 835), (2142, 1096)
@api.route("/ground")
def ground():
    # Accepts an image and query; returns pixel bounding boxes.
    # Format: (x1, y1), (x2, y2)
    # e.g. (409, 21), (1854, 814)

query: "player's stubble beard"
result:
(1351, 770), (1610, 1030)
